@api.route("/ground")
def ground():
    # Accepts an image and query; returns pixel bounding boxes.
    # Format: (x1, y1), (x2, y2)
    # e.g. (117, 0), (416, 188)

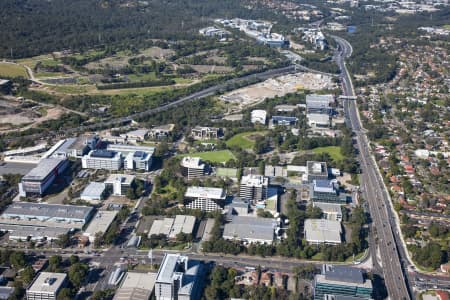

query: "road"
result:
(333, 35), (412, 300)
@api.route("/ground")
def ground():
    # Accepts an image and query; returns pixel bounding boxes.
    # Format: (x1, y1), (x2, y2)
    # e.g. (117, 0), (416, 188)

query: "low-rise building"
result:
(181, 157), (207, 179)
(251, 110), (267, 124)
(104, 174), (135, 196)
(313, 265), (373, 299)
(223, 216), (278, 244)
(306, 94), (334, 115)
(184, 186), (227, 212)
(190, 126), (220, 140)
(239, 174), (269, 203)
(149, 215), (196, 239)
(80, 182), (107, 203)
(271, 116), (298, 126)
(306, 161), (328, 182)
(123, 129), (149, 143)
(304, 219), (342, 245)
(149, 124), (175, 140)
(18, 158), (69, 197)
(313, 202), (343, 221)
(199, 26), (229, 38)
(26, 272), (67, 300)
(66, 134), (100, 158)
(82, 150), (123, 170)
(83, 210), (118, 243)
(155, 254), (204, 300)
(310, 180), (344, 204)
(106, 144), (155, 156)
(307, 113), (331, 128)
(0, 202), (94, 229)
(113, 272), (157, 300)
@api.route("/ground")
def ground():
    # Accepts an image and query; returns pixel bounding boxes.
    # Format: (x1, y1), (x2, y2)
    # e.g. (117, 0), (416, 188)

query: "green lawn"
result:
(226, 131), (267, 149)
(0, 63), (28, 78)
(216, 167), (238, 177)
(312, 146), (344, 161)
(178, 150), (236, 163)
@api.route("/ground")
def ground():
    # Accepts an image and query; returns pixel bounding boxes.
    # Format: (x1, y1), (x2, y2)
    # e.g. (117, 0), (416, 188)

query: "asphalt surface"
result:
(333, 35), (411, 300)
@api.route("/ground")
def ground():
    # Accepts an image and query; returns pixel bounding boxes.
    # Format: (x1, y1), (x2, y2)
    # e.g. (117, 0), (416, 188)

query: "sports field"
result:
(179, 150), (236, 163)
(226, 131), (267, 149)
(312, 146), (343, 161)
(0, 63), (28, 78)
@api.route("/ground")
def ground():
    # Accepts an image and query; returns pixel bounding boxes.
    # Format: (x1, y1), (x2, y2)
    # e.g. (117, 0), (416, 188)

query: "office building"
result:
(251, 110), (267, 124)
(113, 272), (157, 300)
(180, 157), (207, 179)
(306, 161), (329, 182)
(306, 94), (334, 115)
(105, 174), (135, 196)
(123, 129), (149, 143)
(83, 210), (118, 243)
(155, 253), (203, 300)
(223, 216), (277, 244)
(0, 202), (94, 229)
(82, 150), (122, 170)
(271, 116), (298, 126)
(18, 158), (68, 197)
(149, 215), (196, 239)
(313, 265), (373, 299)
(149, 124), (175, 140)
(107, 144), (155, 156)
(310, 179), (344, 204)
(239, 174), (269, 203)
(184, 186), (227, 212)
(125, 151), (153, 171)
(26, 272), (67, 300)
(304, 219), (342, 245)
(80, 182), (107, 202)
(313, 202), (343, 221)
(190, 126), (220, 140)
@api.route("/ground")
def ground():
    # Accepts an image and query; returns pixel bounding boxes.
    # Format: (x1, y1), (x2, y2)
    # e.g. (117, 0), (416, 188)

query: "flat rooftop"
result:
(185, 186), (226, 200)
(313, 202), (342, 214)
(240, 174), (269, 187)
(304, 219), (341, 244)
(27, 272), (67, 294)
(181, 157), (205, 169)
(81, 182), (106, 198)
(2, 202), (94, 220)
(114, 271), (156, 300)
(107, 144), (155, 155)
(2, 224), (69, 239)
(105, 174), (135, 185)
(307, 161), (328, 176)
(223, 216), (277, 242)
(83, 210), (118, 237)
(22, 158), (67, 181)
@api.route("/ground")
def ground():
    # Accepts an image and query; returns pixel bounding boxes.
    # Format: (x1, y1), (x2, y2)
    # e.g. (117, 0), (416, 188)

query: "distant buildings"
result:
(104, 174), (135, 196)
(82, 150), (122, 170)
(199, 26), (229, 38)
(223, 215), (278, 244)
(184, 186), (227, 212)
(190, 126), (220, 140)
(313, 265), (373, 299)
(239, 174), (269, 203)
(26, 272), (67, 300)
(251, 110), (267, 125)
(304, 219), (342, 245)
(180, 157), (207, 179)
(310, 179), (343, 204)
(300, 28), (327, 50)
(155, 253), (204, 300)
(122, 129), (149, 143)
(18, 158), (69, 197)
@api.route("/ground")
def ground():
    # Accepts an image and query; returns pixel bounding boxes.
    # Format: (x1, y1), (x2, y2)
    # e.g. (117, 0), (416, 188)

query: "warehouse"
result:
(80, 182), (107, 203)
(83, 210), (118, 243)
(148, 215), (196, 239)
(304, 219), (342, 245)
(313, 202), (343, 221)
(223, 216), (278, 244)
(0, 202), (94, 229)
(113, 272), (156, 300)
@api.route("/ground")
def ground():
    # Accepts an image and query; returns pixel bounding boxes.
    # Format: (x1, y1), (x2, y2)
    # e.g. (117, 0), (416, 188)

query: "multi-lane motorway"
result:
(333, 35), (412, 300)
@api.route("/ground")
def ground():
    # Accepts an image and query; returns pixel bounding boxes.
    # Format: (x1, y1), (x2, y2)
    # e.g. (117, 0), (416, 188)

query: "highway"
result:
(333, 35), (412, 300)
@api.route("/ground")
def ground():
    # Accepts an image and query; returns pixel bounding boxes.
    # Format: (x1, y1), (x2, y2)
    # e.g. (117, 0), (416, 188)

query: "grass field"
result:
(179, 150), (236, 163)
(226, 131), (267, 149)
(312, 146), (344, 161)
(0, 63), (28, 78)
(216, 167), (238, 177)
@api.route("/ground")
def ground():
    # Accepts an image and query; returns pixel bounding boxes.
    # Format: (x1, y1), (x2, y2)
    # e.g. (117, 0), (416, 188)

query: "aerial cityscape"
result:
(0, 0), (448, 299)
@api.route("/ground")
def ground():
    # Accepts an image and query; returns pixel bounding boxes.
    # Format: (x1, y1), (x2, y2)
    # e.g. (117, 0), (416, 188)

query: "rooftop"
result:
(304, 219), (341, 244)
(323, 265), (364, 284)
(185, 186), (226, 200)
(313, 179), (339, 193)
(107, 143), (155, 155)
(27, 272), (67, 294)
(240, 174), (269, 187)
(83, 210), (118, 237)
(313, 202), (342, 214)
(113, 272), (156, 300)
(89, 150), (118, 159)
(2, 202), (94, 220)
(125, 129), (149, 138)
(307, 161), (328, 176)
(105, 174), (135, 185)
(181, 157), (206, 169)
(22, 158), (67, 181)
(223, 216), (277, 242)
(80, 182), (106, 198)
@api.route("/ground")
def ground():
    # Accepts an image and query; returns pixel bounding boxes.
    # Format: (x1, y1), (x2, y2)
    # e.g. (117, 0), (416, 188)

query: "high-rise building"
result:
(184, 186), (226, 212)
(155, 253), (203, 300)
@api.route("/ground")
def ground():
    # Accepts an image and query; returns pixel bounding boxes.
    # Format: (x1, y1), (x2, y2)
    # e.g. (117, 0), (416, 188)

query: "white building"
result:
(82, 150), (123, 170)
(313, 202), (343, 221)
(223, 216), (278, 244)
(304, 219), (341, 245)
(251, 110), (267, 124)
(26, 272), (67, 300)
(180, 157), (206, 179)
(124, 151), (153, 171)
(307, 113), (330, 128)
(239, 174), (269, 203)
(80, 182), (107, 203)
(83, 210), (118, 243)
(184, 186), (227, 212)
(104, 174), (135, 196)
(149, 215), (196, 239)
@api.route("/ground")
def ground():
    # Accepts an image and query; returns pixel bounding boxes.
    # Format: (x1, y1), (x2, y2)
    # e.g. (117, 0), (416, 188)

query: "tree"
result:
(48, 255), (62, 272)
(68, 263), (89, 288)
(9, 252), (26, 269)
(55, 234), (71, 248)
(20, 266), (35, 284)
(57, 288), (73, 300)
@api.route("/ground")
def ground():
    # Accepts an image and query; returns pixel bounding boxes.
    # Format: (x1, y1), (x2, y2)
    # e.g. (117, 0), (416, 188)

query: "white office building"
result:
(105, 174), (135, 196)
(184, 186), (227, 212)
(239, 174), (269, 203)
(124, 151), (153, 171)
(26, 272), (67, 300)
(82, 150), (123, 170)
(180, 157), (206, 179)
